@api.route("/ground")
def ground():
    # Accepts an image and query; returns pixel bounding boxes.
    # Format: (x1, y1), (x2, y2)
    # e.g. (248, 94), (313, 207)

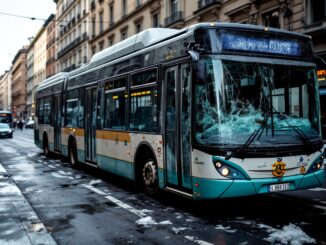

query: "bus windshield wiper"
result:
(225, 113), (270, 160)
(272, 111), (313, 154)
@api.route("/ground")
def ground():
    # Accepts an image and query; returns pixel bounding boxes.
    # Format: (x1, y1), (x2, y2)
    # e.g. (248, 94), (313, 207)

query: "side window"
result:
(39, 98), (44, 124)
(104, 77), (127, 130)
(43, 96), (52, 124)
(66, 89), (84, 127)
(130, 69), (158, 132)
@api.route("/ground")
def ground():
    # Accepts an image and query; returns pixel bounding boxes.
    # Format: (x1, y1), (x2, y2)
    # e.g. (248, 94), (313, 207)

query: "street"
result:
(0, 129), (325, 245)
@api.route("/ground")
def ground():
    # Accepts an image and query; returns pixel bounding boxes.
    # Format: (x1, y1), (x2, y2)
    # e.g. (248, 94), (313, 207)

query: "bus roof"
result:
(37, 72), (68, 91)
(87, 28), (183, 69)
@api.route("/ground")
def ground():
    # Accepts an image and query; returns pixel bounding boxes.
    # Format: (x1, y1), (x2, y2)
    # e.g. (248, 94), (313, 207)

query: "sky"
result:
(0, 0), (56, 75)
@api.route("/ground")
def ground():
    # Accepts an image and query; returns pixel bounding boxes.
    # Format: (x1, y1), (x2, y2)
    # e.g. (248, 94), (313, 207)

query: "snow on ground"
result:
(235, 219), (316, 245)
(135, 216), (157, 227)
(185, 236), (214, 245)
(215, 224), (237, 233)
(135, 216), (172, 227)
(264, 223), (316, 244)
(172, 227), (187, 234)
(0, 182), (21, 195)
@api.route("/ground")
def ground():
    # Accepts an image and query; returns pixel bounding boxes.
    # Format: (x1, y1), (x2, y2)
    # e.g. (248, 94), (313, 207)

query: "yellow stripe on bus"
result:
(62, 127), (85, 137)
(96, 130), (131, 143)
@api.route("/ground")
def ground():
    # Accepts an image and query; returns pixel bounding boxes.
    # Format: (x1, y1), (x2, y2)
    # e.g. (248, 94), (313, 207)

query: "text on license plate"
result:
(269, 183), (290, 192)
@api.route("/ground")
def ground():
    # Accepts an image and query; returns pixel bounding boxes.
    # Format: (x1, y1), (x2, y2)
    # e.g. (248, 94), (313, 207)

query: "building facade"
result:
(46, 14), (57, 78)
(52, 1), (326, 73)
(11, 47), (28, 120)
(55, 0), (90, 72)
(26, 43), (35, 119)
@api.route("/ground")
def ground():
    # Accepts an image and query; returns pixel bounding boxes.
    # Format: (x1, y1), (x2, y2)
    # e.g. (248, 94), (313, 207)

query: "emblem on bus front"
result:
(272, 158), (286, 177)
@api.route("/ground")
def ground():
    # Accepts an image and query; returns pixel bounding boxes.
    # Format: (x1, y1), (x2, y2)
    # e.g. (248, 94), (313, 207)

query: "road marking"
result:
(82, 184), (148, 218)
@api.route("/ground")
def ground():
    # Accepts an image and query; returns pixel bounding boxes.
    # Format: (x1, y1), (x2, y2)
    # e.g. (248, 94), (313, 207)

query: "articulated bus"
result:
(35, 23), (325, 199)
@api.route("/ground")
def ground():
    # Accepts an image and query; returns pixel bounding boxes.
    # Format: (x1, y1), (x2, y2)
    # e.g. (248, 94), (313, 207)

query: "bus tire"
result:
(68, 140), (78, 168)
(43, 134), (50, 157)
(142, 159), (158, 195)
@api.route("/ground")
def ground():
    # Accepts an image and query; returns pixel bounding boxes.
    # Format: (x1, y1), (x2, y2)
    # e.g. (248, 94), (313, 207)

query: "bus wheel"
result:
(142, 160), (158, 195)
(68, 141), (78, 168)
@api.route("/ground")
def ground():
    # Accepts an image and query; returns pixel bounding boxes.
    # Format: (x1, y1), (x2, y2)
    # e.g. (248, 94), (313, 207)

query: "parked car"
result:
(0, 123), (13, 138)
(25, 120), (34, 129)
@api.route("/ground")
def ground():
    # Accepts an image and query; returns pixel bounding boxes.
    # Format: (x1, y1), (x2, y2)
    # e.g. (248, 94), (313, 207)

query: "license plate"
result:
(269, 183), (290, 192)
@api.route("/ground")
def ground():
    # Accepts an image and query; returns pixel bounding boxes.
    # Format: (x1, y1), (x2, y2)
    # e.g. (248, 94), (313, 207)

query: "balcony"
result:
(303, 19), (326, 35)
(198, 0), (221, 9)
(57, 36), (85, 59)
(164, 11), (184, 27)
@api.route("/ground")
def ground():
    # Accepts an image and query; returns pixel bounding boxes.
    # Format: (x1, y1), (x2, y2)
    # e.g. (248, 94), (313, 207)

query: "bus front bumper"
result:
(192, 169), (324, 200)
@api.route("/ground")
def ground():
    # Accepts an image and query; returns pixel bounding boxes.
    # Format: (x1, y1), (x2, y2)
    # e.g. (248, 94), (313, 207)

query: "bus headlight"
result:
(213, 158), (247, 180)
(306, 155), (324, 174)
(221, 167), (230, 177)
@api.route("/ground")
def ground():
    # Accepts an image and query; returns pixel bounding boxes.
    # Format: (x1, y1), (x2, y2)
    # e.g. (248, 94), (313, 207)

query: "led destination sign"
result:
(221, 32), (302, 57)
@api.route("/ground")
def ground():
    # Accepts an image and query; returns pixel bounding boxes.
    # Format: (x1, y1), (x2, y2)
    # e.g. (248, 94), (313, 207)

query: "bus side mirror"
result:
(194, 60), (206, 84)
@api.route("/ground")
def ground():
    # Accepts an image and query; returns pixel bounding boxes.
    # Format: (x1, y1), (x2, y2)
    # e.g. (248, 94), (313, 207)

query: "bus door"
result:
(53, 94), (62, 152)
(164, 63), (192, 192)
(85, 87), (97, 163)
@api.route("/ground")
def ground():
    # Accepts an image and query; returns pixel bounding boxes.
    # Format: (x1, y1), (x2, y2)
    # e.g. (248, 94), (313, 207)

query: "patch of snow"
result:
(172, 227), (187, 234)
(264, 223), (316, 245)
(140, 209), (153, 213)
(239, 242), (248, 245)
(215, 224), (237, 233)
(2, 147), (16, 153)
(135, 216), (157, 227)
(185, 236), (214, 245)
(51, 173), (68, 179)
(0, 185), (21, 195)
(0, 164), (7, 173)
(159, 220), (172, 225)
(186, 218), (195, 222)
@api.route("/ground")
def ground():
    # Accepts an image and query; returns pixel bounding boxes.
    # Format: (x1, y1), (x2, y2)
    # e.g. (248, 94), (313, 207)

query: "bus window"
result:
(38, 98), (45, 124)
(44, 96), (52, 124)
(104, 78), (127, 130)
(129, 87), (157, 132)
(66, 89), (84, 128)
(131, 69), (157, 86)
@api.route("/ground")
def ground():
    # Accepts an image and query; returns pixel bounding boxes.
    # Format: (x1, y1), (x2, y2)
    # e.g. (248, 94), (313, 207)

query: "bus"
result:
(0, 111), (13, 128)
(34, 23), (325, 199)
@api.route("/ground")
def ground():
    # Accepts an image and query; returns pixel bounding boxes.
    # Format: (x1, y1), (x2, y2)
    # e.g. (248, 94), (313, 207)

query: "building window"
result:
(108, 37), (114, 46)
(152, 13), (160, 27)
(263, 10), (279, 28)
(122, 0), (127, 17)
(135, 22), (142, 33)
(92, 17), (96, 38)
(109, 3), (114, 26)
(136, 0), (141, 8)
(92, 46), (96, 55)
(99, 40), (104, 51)
(99, 11), (104, 33)
(310, 0), (326, 23)
(121, 29), (127, 40)
(170, 0), (178, 14)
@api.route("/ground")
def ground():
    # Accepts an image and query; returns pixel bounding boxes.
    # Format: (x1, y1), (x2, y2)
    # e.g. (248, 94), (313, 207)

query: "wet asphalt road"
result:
(0, 129), (326, 245)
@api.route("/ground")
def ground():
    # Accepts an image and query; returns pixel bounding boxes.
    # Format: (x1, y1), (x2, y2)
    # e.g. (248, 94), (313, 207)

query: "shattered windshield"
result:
(194, 57), (321, 147)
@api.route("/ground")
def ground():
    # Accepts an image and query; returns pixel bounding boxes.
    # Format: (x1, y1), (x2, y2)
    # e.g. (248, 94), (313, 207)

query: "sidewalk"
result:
(0, 163), (56, 245)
